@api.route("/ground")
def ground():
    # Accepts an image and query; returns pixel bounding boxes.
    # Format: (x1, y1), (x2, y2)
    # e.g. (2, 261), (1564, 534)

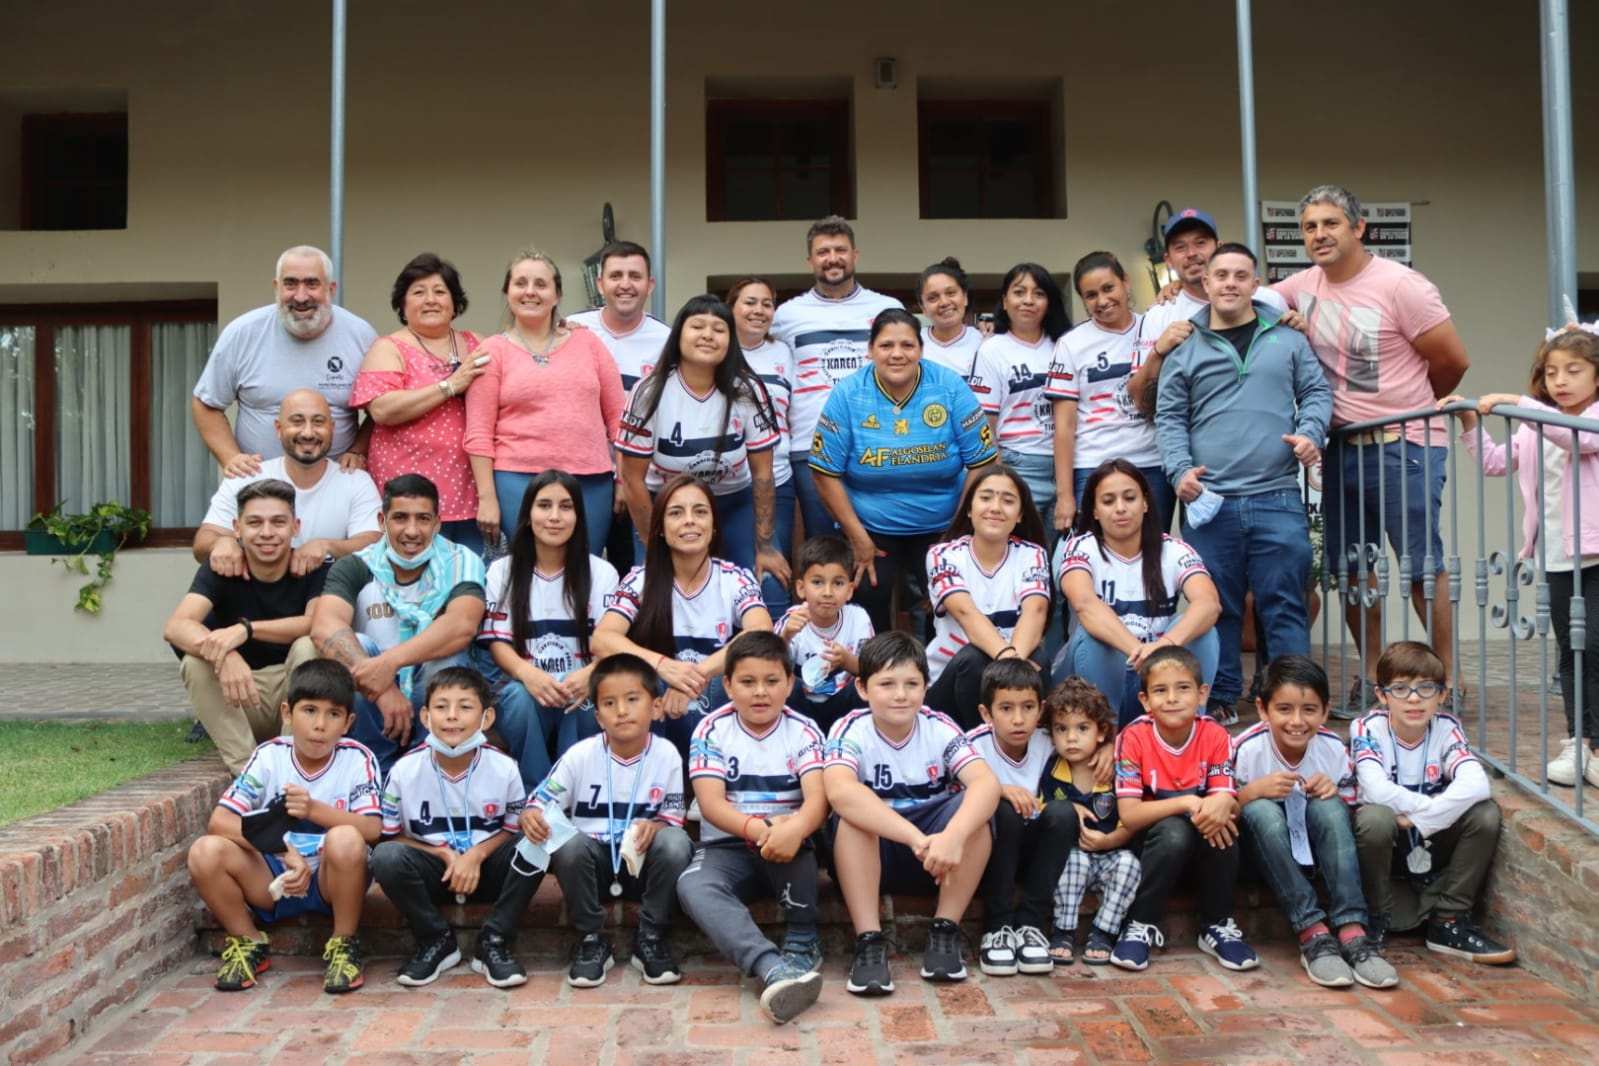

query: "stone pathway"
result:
(0, 662), (187, 721)
(62, 937), (1599, 1065)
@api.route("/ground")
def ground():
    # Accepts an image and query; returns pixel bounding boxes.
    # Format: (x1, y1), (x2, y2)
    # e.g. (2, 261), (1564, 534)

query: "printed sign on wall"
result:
(1261, 200), (1412, 283)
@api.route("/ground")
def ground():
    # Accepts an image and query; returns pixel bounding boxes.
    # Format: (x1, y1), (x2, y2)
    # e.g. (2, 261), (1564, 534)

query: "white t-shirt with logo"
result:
(921, 325), (984, 386)
(824, 706), (981, 811)
(615, 371), (779, 495)
(218, 737), (381, 869)
(771, 285), (904, 449)
(604, 559), (765, 662)
(532, 734), (686, 842)
(970, 331), (1055, 456)
(775, 603), (875, 703)
(478, 554), (620, 678)
(1047, 316), (1161, 469)
(1230, 722), (1356, 805)
(201, 456), (382, 546)
(966, 725), (1053, 792)
(688, 704), (826, 842)
(567, 309), (672, 394)
(193, 304), (377, 458)
(741, 338), (795, 486)
(1055, 532), (1208, 643)
(926, 536), (1052, 682)
(380, 746), (527, 849)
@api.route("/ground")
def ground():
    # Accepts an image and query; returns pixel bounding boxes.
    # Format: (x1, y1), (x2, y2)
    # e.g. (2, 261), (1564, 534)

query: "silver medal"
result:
(1406, 843), (1432, 875)
(455, 892), (467, 904)
(609, 880), (624, 898)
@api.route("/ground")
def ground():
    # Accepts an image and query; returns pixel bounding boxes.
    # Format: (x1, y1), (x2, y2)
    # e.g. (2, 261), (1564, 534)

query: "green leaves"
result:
(30, 501), (152, 615)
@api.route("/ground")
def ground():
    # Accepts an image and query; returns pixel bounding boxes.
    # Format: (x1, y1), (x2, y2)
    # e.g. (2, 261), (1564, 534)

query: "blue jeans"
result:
(1002, 450), (1057, 546)
(1072, 465), (1177, 534)
(760, 477), (797, 616)
(651, 674), (729, 757)
(1323, 438), (1446, 583)
(468, 645), (589, 790)
(789, 455), (838, 538)
(349, 635), (472, 775)
(494, 469), (612, 557)
(1060, 624), (1219, 727)
(1182, 489), (1311, 705)
(1240, 796), (1367, 932)
(439, 519), (485, 557)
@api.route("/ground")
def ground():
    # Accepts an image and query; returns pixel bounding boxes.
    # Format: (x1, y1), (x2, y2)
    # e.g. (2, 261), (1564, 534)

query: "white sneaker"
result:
(1548, 737), (1584, 786)
(1587, 745), (1599, 789)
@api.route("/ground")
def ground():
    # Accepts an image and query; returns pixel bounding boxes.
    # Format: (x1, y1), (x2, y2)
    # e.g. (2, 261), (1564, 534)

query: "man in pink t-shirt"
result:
(1273, 185), (1471, 714)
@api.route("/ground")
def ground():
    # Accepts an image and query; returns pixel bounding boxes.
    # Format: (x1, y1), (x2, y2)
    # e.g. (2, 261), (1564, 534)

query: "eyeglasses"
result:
(1379, 682), (1444, 701)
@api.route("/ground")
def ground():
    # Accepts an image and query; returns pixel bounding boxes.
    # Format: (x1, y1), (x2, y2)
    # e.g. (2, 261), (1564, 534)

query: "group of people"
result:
(167, 176), (1599, 1023)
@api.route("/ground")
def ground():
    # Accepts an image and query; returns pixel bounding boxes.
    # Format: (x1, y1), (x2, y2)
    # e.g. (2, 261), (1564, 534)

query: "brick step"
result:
(199, 874), (1294, 959)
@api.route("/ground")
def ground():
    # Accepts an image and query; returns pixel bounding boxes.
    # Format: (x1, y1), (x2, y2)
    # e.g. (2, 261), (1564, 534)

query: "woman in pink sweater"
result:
(465, 250), (625, 555)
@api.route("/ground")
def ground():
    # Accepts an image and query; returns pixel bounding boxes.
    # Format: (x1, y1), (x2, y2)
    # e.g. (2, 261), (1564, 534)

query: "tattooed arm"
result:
(310, 592), (415, 744)
(749, 450), (790, 588)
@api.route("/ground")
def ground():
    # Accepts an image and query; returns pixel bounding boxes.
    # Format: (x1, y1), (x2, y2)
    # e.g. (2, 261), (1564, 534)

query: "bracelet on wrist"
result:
(239, 618), (254, 642)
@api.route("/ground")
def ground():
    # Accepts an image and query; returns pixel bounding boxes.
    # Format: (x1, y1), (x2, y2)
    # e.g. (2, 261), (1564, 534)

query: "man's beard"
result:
(278, 301), (333, 339)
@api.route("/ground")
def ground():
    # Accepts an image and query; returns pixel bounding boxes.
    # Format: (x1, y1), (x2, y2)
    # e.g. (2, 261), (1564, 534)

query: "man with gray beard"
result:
(193, 245), (377, 478)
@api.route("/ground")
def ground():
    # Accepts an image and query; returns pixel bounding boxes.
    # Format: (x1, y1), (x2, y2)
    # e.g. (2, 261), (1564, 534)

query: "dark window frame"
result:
(19, 112), (129, 231)
(0, 300), (217, 548)
(705, 98), (854, 222)
(916, 98), (1057, 220)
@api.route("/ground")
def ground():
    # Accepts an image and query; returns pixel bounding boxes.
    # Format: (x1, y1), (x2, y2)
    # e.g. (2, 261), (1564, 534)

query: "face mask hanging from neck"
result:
(425, 730), (486, 758)
(386, 537), (437, 570)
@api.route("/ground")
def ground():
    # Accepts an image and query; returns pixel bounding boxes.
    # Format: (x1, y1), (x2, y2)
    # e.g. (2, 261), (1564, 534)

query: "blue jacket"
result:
(1155, 303), (1332, 497)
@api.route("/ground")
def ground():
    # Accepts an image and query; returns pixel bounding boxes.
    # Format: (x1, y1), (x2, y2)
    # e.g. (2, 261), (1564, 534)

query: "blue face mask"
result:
(425, 730), (486, 758)
(386, 537), (436, 569)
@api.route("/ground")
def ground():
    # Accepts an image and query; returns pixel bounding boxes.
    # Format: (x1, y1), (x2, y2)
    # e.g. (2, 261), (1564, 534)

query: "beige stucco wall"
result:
(0, 0), (1594, 661)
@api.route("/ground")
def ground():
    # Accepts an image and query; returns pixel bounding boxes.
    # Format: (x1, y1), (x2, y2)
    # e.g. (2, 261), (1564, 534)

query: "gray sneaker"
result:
(1300, 933), (1355, 987)
(1331, 678), (1379, 721)
(759, 959), (823, 1024)
(1342, 935), (1398, 989)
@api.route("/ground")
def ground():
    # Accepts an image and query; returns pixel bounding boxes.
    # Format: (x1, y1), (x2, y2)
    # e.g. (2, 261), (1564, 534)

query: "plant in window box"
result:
(25, 502), (152, 614)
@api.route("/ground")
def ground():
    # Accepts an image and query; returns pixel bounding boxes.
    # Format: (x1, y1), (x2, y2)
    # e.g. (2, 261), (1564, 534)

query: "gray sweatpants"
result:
(677, 840), (819, 978)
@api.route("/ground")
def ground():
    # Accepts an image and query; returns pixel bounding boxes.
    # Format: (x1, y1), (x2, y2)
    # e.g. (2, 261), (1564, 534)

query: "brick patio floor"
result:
(62, 937), (1599, 1065)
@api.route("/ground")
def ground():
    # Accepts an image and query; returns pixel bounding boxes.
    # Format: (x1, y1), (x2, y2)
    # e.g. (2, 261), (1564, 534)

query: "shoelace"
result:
(1342, 936), (1380, 964)
(1015, 926), (1049, 952)
(1208, 918), (1245, 943)
(983, 926), (1018, 952)
(1303, 933), (1342, 961)
(220, 937), (257, 981)
(323, 937), (361, 984)
(575, 935), (608, 964)
(856, 933), (891, 968)
(928, 920), (965, 957)
(1123, 921), (1165, 948)
(637, 935), (672, 963)
(481, 937), (515, 965)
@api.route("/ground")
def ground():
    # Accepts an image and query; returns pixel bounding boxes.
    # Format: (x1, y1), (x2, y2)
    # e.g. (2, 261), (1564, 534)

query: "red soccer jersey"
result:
(1114, 716), (1236, 800)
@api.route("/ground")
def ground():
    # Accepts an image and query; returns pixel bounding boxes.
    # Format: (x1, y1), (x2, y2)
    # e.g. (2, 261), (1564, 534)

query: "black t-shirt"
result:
(186, 562), (331, 669)
(1214, 319), (1259, 361)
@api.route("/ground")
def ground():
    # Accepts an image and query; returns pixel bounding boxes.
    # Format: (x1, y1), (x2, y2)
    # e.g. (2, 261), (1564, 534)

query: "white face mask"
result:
(425, 730), (486, 758)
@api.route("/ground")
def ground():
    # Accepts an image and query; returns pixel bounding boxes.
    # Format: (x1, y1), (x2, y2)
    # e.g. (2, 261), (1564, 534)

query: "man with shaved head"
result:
(192, 245), (378, 479)
(195, 388), (382, 576)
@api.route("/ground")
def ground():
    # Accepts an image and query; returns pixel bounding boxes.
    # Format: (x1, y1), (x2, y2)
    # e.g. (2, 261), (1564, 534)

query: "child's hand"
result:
(278, 848), (313, 898)
(656, 658), (706, 697)
(760, 817), (806, 863)
(1300, 773), (1338, 800)
(1251, 771), (1298, 801)
(1000, 786), (1040, 819)
(520, 806), (550, 843)
(631, 819), (661, 854)
(1078, 826), (1110, 852)
(1191, 794), (1236, 840)
(660, 689), (691, 720)
(1090, 742), (1116, 787)
(821, 639), (847, 668)
(1476, 392), (1523, 417)
(1395, 813), (1414, 831)
(922, 830), (966, 881)
(441, 848), (483, 896)
(1200, 820), (1238, 849)
(909, 831), (933, 864)
(1439, 393), (1477, 430)
(780, 605), (810, 640)
(282, 783), (313, 820)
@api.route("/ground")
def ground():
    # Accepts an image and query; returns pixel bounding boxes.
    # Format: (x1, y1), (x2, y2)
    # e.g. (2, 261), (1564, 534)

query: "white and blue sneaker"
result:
(1198, 919), (1260, 971)
(1109, 921), (1164, 971)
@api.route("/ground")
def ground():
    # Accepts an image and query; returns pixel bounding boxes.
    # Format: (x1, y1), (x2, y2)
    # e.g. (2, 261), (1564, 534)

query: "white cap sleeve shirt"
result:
(969, 331), (1056, 457)
(771, 285), (905, 449)
(824, 706), (981, 810)
(741, 338), (795, 486)
(479, 554), (620, 678)
(920, 325), (984, 386)
(925, 536), (1052, 682)
(603, 560), (764, 662)
(1047, 315), (1161, 469)
(532, 734), (687, 840)
(566, 309), (672, 394)
(688, 706), (826, 841)
(1055, 532), (1208, 643)
(615, 371), (779, 495)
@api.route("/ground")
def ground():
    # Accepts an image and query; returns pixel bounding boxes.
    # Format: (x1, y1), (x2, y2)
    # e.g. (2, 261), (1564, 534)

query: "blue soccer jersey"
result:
(808, 360), (997, 536)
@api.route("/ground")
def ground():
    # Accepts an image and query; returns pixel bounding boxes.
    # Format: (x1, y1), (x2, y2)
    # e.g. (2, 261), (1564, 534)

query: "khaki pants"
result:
(181, 636), (318, 773)
(1354, 799), (1502, 931)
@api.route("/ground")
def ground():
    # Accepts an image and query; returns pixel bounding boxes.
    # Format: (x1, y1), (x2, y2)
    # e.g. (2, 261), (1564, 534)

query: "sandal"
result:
(1049, 927), (1075, 964)
(1083, 927), (1116, 966)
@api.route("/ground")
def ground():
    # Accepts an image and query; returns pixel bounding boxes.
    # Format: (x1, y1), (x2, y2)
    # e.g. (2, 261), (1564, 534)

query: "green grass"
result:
(0, 720), (215, 826)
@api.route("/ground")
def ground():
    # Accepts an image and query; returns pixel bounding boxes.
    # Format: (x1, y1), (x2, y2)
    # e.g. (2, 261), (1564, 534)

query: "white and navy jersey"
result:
(970, 331), (1055, 456)
(1350, 711), (1478, 796)
(380, 746), (526, 849)
(921, 325), (984, 386)
(1047, 316), (1161, 469)
(219, 737), (381, 865)
(965, 725), (1053, 792)
(1136, 288), (1287, 368)
(825, 706), (980, 810)
(689, 704), (825, 842)
(568, 309), (672, 393)
(926, 536), (1051, 682)
(1231, 722), (1356, 805)
(771, 284), (904, 448)
(1055, 532), (1208, 643)
(532, 734), (685, 842)
(605, 560), (764, 663)
(742, 338), (795, 486)
(478, 554), (619, 679)
(776, 603), (875, 702)
(616, 370), (779, 495)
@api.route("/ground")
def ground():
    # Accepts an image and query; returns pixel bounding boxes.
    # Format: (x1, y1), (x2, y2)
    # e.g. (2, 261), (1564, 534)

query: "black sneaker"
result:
(567, 932), (614, 988)
(321, 935), (364, 994)
(1424, 915), (1516, 965)
(631, 928), (683, 985)
(396, 931), (462, 987)
(1205, 698), (1240, 727)
(1366, 913), (1391, 953)
(215, 934), (270, 991)
(920, 917), (967, 982)
(471, 930), (527, 989)
(846, 930), (894, 996)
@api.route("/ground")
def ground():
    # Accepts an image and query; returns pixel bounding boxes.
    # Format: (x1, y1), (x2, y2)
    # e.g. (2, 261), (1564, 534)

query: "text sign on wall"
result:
(1261, 200), (1412, 283)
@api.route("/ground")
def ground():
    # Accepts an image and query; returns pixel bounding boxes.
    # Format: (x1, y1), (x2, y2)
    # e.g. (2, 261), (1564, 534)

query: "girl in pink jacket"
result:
(1445, 323), (1599, 788)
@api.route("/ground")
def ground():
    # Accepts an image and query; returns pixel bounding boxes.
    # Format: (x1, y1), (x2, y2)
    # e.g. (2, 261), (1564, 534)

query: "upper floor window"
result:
(918, 99), (1058, 219)
(706, 99), (853, 222)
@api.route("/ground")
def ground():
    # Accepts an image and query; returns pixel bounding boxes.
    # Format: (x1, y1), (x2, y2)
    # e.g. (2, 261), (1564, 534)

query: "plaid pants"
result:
(1053, 847), (1142, 935)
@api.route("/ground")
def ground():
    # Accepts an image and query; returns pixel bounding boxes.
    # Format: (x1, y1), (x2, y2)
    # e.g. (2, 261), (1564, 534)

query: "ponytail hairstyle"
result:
(1073, 458), (1166, 606)
(918, 256), (971, 304)
(1071, 250), (1128, 298)
(630, 475), (724, 657)
(506, 469), (595, 662)
(993, 262), (1071, 341)
(867, 307), (926, 348)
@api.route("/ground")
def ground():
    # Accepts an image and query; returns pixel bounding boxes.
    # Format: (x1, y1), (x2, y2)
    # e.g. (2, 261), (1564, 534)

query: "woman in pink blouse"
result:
(351, 253), (488, 552)
(464, 250), (625, 555)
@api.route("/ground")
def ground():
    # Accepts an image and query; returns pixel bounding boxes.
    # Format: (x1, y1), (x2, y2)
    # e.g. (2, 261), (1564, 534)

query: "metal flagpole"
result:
(1539, 0), (1577, 327)
(330, 0), (347, 302)
(649, 0), (666, 320)
(1235, 0), (1260, 253)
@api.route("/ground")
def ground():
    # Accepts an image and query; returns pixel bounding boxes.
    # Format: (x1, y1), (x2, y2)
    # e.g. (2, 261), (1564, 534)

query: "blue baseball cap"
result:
(1162, 207), (1218, 244)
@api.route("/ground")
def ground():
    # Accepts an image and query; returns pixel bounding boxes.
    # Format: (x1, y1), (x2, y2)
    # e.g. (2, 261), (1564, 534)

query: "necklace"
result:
(604, 737), (648, 897)
(429, 751), (479, 903)
(408, 328), (459, 368)
(508, 325), (559, 367)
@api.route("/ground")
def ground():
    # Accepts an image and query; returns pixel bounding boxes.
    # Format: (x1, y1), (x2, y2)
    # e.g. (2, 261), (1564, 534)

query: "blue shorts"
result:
(248, 852), (333, 924)
(830, 791), (978, 896)
(1323, 438), (1447, 582)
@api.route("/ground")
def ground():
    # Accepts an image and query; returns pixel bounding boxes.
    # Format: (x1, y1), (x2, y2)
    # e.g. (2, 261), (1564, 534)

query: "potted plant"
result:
(26, 502), (152, 614)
